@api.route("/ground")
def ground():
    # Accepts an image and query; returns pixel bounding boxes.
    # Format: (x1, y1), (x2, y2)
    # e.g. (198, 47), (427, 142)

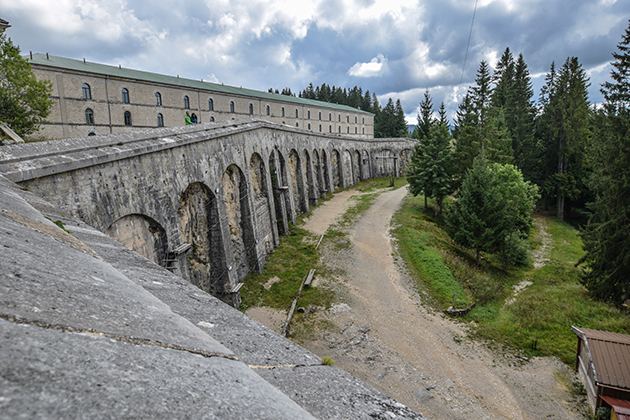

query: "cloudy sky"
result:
(1, 0), (628, 124)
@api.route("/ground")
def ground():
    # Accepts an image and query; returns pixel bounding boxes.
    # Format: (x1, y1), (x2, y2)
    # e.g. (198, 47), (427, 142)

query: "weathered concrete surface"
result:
(0, 174), (426, 419)
(0, 319), (313, 420)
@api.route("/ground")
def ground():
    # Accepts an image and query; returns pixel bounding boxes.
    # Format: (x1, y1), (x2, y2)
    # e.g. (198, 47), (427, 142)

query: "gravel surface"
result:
(251, 186), (588, 420)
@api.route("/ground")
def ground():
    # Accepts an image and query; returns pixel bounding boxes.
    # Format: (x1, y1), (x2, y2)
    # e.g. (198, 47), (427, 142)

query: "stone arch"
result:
(288, 149), (307, 213)
(249, 152), (274, 255)
(178, 182), (227, 296)
(361, 150), (371, 179)
(331, 149), (342, 189)
(321, 149), (331, 193)
(105, 214), (168, 267)
(342, 149), (354, 186)
(269, 150), (288, 235)
(312, 149), (325, 198)
(303, 149), (317, 206)
(353, 150), (362, 183)
(376, 149), (395, 178)
(222, 164), (258, 281)
(399, 149), (413, 176)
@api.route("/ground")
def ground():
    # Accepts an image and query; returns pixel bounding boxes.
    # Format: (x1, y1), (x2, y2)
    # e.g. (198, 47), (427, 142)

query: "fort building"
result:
(26, 53), (374, 141)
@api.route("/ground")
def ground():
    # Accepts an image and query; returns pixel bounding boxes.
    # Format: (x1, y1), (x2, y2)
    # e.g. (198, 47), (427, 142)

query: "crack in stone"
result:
(0, 312), (239, 361)
(248, 363), (323, 370)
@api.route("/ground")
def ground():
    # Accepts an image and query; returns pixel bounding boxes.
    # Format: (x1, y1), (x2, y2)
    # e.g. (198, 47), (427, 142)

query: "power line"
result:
(460, 0), (479, 85)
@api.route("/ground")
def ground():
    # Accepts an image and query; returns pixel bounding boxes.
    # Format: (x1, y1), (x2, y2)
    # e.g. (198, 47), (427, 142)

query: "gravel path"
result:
(247, 186), (587, 419)
(299, 187), (585, 420)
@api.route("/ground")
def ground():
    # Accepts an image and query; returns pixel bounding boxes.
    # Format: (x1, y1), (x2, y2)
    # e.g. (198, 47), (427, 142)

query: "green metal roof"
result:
(27, 54), (373, 115)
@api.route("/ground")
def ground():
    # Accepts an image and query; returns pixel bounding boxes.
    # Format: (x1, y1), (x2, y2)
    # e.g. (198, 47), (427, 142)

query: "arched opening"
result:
(353, 150), (362, 183)
(269, 151), (288, 235)
(362, 150), (371, 179)
(304, 149), (317, 207)
(313, 149), (324, 197)
(321, 149), (331, 193)
(222, 164), (258, 280)
(376, 149), (395, 177)
(288, 149), (306, 213)
(331, 149), (342, 189)
(343, 150), (354, 186)
(178, 183), (227, 296)
(105, 214), (168, 267)
(399, 149), (413, 176)
(249, 153), (274, 254)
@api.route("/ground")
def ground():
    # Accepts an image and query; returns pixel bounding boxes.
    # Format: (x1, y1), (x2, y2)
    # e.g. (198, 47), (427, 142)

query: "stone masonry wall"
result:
(0, 119), (415, 307)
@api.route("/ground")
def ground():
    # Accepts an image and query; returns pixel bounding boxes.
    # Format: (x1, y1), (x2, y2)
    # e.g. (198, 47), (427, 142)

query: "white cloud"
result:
(348, 54), (388, 77)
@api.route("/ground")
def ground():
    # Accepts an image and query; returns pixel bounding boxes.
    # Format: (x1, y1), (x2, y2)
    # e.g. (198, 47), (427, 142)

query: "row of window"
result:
(305, 123), (364, 134)
(81, 83), (366, 123)
(84, 107), (217, 127)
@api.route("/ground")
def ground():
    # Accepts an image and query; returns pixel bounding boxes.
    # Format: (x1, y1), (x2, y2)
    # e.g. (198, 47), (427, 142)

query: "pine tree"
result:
(601, 19), (630, 112)
(453, 92), (481, 183)
(416, 89), (434, 141)
(552, 57), (591, 220)
(470, 61), (493, 139)
(395, 99), (408, 137)
(491, 48), (515, 111)
(482, 107), (513, 165)
(407, 123), (454, 214)
(511, 53), (539, 183)
(445, 156), (507, 265)
(438, 102), (449, 128)
(536, 62), (559, 210)
(579, 20), (630, 304)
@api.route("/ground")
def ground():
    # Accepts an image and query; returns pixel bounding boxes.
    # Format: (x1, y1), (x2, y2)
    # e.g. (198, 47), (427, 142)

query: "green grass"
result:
(240, 225), (334, 311)
(393, 194), (630, 364)
(240, 177), (400, 313)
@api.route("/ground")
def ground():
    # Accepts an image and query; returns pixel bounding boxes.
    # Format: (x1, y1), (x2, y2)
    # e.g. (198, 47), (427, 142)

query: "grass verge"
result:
(393, 194), (630, 364)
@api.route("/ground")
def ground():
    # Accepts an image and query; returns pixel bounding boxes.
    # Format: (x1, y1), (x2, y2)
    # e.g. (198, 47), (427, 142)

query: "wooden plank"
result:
(304, 269), (315, 287)
(281, 270), (311, 337)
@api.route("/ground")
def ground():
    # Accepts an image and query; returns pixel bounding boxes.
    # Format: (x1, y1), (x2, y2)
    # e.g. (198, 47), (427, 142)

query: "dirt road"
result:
(252, 186), (586, 419)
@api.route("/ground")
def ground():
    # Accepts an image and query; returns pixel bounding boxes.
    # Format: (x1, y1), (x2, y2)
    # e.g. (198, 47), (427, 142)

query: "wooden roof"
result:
(573, 327), (630, 390)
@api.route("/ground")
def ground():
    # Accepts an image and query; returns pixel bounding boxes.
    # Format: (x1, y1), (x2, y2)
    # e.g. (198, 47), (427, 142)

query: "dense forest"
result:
(269, 21), (630, 305)
(406, 20), (630, 305)
(269, 83), (408, 138)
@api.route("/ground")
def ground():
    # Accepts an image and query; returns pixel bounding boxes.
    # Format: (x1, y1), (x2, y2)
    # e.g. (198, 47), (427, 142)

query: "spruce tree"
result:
(552, 57), (591, 220)
(395, 99), (408, 137)
(445, 156), (507, 265)
(579, 20), (630, 304)
(416, 89), (434, 141)
(511, 53), (539, 183)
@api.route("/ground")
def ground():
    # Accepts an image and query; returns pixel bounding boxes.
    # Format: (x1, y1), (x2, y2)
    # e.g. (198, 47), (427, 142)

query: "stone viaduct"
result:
(0, 118), (415, 307)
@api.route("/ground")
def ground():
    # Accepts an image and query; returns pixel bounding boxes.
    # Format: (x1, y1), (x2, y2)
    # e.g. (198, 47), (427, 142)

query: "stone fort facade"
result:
(27, 54), (374, 141)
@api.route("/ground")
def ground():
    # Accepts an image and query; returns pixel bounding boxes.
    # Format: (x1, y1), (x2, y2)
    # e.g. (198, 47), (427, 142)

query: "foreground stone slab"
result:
(0, 319), (316, 420)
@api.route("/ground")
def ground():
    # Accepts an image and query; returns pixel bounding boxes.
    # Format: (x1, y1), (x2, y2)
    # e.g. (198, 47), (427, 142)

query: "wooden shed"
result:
(572, 326), (630, 413)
